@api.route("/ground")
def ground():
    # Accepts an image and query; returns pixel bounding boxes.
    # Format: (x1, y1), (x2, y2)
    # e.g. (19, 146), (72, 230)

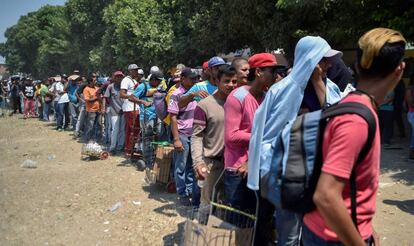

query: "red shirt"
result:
(303, 93), (380, 241)
(224, 86), (264, 169)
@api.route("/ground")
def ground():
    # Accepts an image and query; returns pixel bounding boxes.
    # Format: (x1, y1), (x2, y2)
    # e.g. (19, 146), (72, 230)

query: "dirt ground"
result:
(0, 114), (413, 246)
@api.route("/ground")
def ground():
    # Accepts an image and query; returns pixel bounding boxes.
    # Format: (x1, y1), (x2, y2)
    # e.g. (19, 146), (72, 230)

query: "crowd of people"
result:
(0, 27), (411, 246)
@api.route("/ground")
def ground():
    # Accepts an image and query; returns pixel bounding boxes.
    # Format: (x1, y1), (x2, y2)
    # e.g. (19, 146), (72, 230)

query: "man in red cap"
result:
(223, 53), (280, 244)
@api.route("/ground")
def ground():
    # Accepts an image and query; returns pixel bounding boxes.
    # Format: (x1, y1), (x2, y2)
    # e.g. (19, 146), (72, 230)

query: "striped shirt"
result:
(168, 85), (197, 136)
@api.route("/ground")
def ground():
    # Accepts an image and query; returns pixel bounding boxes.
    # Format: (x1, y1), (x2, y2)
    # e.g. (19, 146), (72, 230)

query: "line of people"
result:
(0, 27), (409, 246)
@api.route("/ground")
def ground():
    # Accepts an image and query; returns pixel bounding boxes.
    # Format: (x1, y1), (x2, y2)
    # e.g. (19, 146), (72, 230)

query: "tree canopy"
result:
(1, 0), (413, 77)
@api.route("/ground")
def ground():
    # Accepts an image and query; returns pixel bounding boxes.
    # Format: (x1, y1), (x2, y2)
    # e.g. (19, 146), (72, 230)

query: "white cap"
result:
(128, 64), (139, 70)
(137, 69), (144, 75)
(150, 66), (160, 74)
(324, 49), (343, 58)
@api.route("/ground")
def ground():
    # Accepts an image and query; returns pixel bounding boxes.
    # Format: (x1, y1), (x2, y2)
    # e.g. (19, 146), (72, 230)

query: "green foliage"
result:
(0, 0), (413, 77)
(1, 5), (68, 77)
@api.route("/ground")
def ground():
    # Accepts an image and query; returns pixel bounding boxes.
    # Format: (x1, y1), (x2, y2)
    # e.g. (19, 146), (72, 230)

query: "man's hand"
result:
(310, 64), (324, 86)
(194, 90), (209, 99)
(237, 162), (248, 178)
(195, 163), (208, 180)
(142, 101), (152, 107)
(173, 139), (184, 152)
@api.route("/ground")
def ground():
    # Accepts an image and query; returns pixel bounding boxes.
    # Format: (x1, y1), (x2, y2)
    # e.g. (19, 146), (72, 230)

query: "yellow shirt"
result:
(163, 84), (178, 125)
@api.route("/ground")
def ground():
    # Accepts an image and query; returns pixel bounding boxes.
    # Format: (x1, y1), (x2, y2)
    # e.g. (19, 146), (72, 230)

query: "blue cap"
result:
(208, 56), (226, 68)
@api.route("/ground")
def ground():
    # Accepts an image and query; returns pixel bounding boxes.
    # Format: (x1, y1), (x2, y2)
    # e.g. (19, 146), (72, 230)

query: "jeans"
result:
(302, 225), (372, 246)
(84, 112), (101, 142)
(53, 101), (58, 121)
(275, 206), (302, 246)
(407, 112), (414, 148)
(223, 169), (256, 229)
(75, 103), (86, 134)
(378, 110), (394, 144)
(173, 135), (194, 197)
(69, 102), (79, 129)
(224, 170), (256, 214)
(12, 96), (22, 113)
(140, 118), (156, 166)
(109, 113), (125, 151)
(56, 102), (70, 129)
(43, 102), (50, 121)
(104, 112), (112, 145)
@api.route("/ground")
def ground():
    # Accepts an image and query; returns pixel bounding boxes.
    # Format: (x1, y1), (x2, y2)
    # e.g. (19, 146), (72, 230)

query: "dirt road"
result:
(0, 115), (413, 245)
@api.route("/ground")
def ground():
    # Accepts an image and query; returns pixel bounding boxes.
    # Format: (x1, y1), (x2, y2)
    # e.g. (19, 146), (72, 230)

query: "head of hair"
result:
(217, 64), (236, 81)
(231, 57), (248, 70)
(357, 28), (406, 79)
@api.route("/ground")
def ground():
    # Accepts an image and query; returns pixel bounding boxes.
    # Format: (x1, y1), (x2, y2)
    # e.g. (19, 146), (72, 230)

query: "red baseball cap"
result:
(248, 53), (278, 69)
(202, 61), (209, 69)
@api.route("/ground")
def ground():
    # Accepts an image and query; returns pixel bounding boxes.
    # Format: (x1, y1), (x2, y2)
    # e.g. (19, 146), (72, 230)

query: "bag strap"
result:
(321, 101), (376, 230)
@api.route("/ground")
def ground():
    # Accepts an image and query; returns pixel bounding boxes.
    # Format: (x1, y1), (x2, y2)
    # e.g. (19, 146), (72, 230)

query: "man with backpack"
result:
(247, 36), (350, 245)
(302, 28), (406, 246)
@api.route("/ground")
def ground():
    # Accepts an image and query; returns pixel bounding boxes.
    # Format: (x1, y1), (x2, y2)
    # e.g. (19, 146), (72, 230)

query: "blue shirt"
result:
(184, 80), (217, 102)
(67, 81), (79, 104)
(133, 82), (156, 121)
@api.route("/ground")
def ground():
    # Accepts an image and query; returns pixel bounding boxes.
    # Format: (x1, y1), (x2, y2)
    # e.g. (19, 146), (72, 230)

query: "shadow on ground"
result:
(380, 139), (414, 186)
(383, 199), (414, 215)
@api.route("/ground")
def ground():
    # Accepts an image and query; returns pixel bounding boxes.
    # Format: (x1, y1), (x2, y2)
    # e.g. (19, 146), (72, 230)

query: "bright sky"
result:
(0, 0), (66, 63)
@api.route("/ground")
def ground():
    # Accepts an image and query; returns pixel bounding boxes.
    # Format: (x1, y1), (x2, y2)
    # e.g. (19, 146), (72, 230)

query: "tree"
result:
(0, 5), (69, 77)
(103, 0), (174, 70)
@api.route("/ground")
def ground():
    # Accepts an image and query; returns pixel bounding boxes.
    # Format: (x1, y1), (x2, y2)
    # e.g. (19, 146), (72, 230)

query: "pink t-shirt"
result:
(303, 94), (380, 241)
(224, 86), (264, 169)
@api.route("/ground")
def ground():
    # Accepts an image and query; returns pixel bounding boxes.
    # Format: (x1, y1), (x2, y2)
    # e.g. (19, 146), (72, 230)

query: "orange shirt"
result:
(83, 86), (100, 112)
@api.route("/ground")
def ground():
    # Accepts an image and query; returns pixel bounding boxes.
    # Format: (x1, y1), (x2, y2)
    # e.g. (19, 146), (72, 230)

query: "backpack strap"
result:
(321, 101), (376, 230)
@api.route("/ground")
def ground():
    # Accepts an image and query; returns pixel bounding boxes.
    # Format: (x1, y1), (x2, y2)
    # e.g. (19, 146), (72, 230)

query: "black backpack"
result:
(281, 91), (376, 227)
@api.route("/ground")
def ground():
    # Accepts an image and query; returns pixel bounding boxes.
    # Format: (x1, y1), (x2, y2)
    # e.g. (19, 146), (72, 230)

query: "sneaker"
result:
(57, 128), (63, 132)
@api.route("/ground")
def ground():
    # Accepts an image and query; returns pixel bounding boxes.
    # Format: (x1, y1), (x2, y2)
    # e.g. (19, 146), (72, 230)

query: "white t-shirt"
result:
(56, 82), (69, 104)
(49, 82), (60, 102)
(120, 76), (139, 112)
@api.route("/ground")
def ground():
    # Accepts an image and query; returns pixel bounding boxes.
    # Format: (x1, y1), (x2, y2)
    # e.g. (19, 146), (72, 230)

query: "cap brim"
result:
(324, 49), (343, 58)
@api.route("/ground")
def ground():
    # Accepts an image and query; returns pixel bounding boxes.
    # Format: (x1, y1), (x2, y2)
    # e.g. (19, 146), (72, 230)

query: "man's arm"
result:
(178, 93), (197, 108)
(224, 95), (250, 146)
(191, 106), (208, 179)
(170, 113), (183, 152)
(178, 85), (209, 108)
(120, 89), (129, 99)
(128, 95), (151, 107)
(313, 173), (366, 246)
